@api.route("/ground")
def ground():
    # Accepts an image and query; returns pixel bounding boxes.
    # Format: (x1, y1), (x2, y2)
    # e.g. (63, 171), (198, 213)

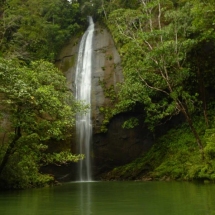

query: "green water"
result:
(0, 181), (215, 215)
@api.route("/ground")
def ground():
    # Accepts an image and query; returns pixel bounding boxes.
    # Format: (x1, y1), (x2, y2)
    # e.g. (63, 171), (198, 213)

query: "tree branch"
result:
(137, 70), (169, 95)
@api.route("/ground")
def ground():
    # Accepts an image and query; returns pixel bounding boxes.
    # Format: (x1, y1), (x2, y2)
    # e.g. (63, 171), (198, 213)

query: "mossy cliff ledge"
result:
(56, 23), (153, 178)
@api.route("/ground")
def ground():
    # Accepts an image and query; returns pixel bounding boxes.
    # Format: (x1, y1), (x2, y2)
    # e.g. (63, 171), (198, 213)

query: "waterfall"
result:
(75, 16), (94, 181)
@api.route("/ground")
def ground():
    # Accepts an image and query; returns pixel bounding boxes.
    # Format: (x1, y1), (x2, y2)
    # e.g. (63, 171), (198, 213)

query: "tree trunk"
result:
(197, 67), (209, 127)
(0, 127), (21, 176)
(101, 0), (107, 21)
(177, 100), (204, 157)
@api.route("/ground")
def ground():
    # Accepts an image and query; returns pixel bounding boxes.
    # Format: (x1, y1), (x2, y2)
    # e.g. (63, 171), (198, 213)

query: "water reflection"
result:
(1, 181), (215, 215)
(79, 182), (92, 215)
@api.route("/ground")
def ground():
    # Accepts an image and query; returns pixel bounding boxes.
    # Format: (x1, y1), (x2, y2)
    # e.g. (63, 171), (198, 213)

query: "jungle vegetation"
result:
(0, 0), (85, 189)
(1, 0), (215, 188)
(92, 0), (215, 181)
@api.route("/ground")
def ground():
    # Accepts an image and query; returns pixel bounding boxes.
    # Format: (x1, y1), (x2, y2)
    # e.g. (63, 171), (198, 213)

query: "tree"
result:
(188, 0), (215, 127)
(0, 58), (83, 188)
(106, 1), (204, 152)
(0, 0), (82, 61)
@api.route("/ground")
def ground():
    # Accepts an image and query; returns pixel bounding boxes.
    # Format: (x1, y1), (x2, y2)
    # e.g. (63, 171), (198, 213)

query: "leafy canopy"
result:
(0, 58), (83, 188)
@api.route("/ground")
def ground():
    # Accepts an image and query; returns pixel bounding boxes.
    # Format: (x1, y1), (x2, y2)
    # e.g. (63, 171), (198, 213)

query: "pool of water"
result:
(0, 181), (215, 215)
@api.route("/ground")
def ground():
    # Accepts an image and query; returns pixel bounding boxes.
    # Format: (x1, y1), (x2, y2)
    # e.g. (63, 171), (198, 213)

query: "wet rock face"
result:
(92, 114), (153, 179)
(91, 24), (123, 133)
(56, 23), (153, 178)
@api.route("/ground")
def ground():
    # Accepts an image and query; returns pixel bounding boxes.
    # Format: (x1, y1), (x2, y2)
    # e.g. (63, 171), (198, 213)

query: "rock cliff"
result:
(56, 23), (153, 178)
(56, 23), (123, 132)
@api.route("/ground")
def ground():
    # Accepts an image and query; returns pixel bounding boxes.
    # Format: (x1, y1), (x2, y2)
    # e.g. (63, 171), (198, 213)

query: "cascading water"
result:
(75, 16), (94, 182)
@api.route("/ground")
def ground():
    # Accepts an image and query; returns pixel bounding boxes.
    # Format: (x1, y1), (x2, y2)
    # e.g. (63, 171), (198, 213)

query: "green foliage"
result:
(103, 114), (215, 182)
(0, 0), (82, 61)
(43, 151), (84, 165)
(0, 58), (83, 189)
(0, 58), (79, 138)
(99, 80), (117, 102)
(106, 2), (199, 129)
(96, 0), (215, 153)
(1, 138), (54, 189)
(190, 0), (215, 41)
(99, 106), (114, 133)
(98, 78), (121, 132)
(122, 117), (139, 129)
(0, 0), (88, 189)
(204, 129), (215, 159)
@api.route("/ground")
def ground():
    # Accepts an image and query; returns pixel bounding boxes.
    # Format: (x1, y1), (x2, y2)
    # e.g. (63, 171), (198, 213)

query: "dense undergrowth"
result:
(102, 111), (215, 182)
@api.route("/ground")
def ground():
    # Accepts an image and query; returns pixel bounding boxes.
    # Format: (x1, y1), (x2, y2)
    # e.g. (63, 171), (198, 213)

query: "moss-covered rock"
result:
(101, 115), (215, 182)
